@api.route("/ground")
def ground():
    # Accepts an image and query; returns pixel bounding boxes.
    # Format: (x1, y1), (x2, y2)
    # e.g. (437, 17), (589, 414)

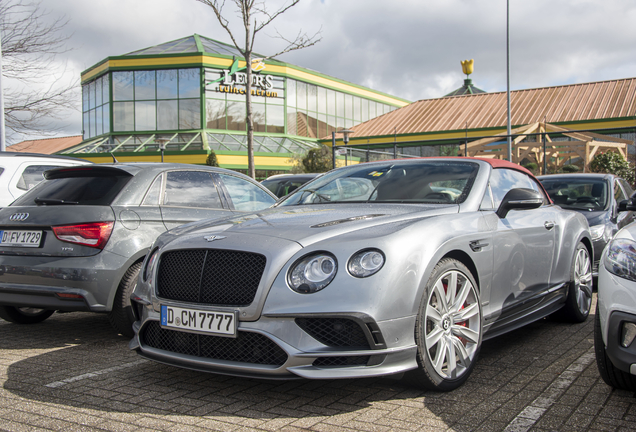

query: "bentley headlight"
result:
(604, 238), (636, 282)
(288, 253), (337, 293)
(348, 249), (385, 278)
(590, 224), (607, 241)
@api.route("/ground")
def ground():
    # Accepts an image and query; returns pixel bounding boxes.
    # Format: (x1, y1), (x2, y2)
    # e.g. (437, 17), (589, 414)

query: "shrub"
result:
(590, 151), (634, 185)
(205, 150), (219, 167)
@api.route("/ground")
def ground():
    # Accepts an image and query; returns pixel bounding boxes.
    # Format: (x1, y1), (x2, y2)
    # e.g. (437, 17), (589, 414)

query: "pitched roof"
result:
(7, 136), (83, 154)
(347, 77), (636, 139)
(124, 34), (268, 59)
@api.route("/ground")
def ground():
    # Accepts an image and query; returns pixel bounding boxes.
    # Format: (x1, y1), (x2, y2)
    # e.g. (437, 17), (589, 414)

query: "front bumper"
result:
(130, 310), (419, 380)
(604, 310), (636, 376)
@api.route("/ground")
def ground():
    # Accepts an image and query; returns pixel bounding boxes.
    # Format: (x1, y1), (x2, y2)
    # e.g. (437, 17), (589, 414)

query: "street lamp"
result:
(156, 138), (169, 162)
(331, 129), (354, 169)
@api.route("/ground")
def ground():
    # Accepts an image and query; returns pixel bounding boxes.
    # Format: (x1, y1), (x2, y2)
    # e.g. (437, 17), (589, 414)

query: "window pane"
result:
(218, 174), (275, 211)
(267, 104), (284, 133)
(103, 74), (109, 104)
(157, 100), (178, 130)
(361, 99), (369, 122)
(95, 77), (103, 107)
(134, 71), (155, 100)
(307, 84), (317, 112)
(135, 100), (156, 130)
(179, 99), (200, 129)
(157, 69), (178, 99)
(326, 89), (336, 116)
(308, 114), (318, 138)
(317, 113), (327, 138)
(142, 175), (162, 206)
(227, 100), (245, 131)
(286, 79), (296, 107)
(179, 69), (200, 98)
(345, 94), (353, 119)
(113, 101), (134, 131)
(206, 98), (226, 130)
(353, 97), (361, 121)
(164, 171), (222, 208)
(297, 81), (307, 111)
(336, 92), (344, 118)
(103, 103), (110, 133)
(82, 85), (89, 112)
(253, 102), (266, 132)
(17, 165), (62, 191)
(113, 71), (134, 101)
(95, 105), (103, 135)
(88, 81), (96, 110)
(286, 107), (297, 135)
(90, 109), (97, 137)
(317, 86), (326, 114)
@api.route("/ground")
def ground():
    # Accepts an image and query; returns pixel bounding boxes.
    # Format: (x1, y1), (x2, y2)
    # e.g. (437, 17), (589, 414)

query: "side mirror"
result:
(496, 188), (544, 219)
(618, 199), (629, 212)
(627, 192), (636, 211)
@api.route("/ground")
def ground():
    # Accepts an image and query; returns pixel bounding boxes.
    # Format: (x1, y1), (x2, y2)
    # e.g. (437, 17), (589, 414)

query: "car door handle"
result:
(544, 221), (555, 230)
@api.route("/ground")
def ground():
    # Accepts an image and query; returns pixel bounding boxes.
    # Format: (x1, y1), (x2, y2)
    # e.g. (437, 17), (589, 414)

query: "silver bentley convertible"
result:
(130, 157), (593, 391)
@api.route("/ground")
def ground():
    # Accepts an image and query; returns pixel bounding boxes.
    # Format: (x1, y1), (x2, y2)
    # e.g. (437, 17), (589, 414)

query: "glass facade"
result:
(81, 67), (398, 143)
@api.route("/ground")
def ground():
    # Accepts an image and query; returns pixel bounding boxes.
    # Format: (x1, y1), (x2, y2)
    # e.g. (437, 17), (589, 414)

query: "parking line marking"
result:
(503, 348), (595, 432)
(45, 359), (149, 388)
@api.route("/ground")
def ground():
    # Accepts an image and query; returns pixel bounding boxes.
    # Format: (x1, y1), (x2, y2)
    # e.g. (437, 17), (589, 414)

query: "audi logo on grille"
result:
(9, 213), (29, 221)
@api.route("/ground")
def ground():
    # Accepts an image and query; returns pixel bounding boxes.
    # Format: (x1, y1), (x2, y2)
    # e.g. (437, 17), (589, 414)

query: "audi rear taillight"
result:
(52, 222), (114, 249)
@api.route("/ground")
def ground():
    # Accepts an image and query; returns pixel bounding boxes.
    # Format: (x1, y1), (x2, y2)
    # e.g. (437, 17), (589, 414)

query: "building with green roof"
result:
(64, 34), (410, 178)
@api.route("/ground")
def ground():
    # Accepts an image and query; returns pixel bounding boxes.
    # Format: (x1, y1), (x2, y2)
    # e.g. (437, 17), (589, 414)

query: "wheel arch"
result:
(105, 250), (148, 311)
(441, 249), (480, 291)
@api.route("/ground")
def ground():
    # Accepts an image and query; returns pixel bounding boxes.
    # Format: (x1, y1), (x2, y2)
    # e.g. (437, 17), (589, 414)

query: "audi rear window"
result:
(11, 174), (132, 206)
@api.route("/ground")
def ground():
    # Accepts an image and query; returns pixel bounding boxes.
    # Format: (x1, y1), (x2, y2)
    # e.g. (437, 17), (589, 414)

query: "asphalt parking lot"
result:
(0, 295), (634, 432)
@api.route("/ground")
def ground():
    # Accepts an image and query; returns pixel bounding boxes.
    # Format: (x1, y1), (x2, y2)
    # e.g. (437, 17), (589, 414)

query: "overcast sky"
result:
(7, 0), (636, 142)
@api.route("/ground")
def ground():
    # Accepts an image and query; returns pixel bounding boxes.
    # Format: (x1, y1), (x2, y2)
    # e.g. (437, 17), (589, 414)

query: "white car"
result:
(595, 222), (636, 391)
(0, 152), (92, 207)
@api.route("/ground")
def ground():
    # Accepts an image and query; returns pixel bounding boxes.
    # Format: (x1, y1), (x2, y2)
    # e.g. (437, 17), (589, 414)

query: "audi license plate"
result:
(160, 305), (237, 337)
(0, 230), (42, 247)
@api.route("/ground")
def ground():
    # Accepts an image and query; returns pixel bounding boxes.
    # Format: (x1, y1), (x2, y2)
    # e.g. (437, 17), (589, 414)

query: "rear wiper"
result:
(34, 198), (79, 205)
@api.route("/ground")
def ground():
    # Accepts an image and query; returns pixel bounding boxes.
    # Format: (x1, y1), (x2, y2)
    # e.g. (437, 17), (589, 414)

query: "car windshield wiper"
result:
(299, 189), (331, 203)
(34, 197), (79, 205)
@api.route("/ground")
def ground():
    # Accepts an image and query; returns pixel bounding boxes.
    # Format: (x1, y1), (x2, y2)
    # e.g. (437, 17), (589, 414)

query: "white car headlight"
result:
(348, 249), (385, 278)
(590, 224), (606, 241)
(604, 238), (636, 282)
(288, 253), (337, 294)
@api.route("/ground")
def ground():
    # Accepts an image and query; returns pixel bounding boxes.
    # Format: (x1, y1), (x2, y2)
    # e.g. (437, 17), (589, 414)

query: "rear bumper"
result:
(0, 251), (131, 312)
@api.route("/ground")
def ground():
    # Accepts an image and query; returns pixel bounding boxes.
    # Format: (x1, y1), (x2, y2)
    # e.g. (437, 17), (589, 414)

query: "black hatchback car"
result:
(539, 173), (635, 275)
(0, 163), (277, 336)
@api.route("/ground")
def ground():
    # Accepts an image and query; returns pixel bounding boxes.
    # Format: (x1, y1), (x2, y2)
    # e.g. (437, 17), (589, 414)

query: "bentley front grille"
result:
(157, 249), (266, 306)
(295, 318), (371, 349)
(142, 321), (288, 366)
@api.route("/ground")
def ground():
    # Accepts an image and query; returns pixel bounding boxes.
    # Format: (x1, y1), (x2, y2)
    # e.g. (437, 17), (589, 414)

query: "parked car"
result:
(0, 152), (92, 208)
(261, 173), (321, 198)
(595, 221), (636, 391)
(130, 157), (593, 391)
(538, 173), (634, 276)
(0, 163), (277, 336)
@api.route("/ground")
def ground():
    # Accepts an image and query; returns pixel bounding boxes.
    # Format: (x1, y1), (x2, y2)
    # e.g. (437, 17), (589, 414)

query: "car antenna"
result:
(110, 152), (118, 163)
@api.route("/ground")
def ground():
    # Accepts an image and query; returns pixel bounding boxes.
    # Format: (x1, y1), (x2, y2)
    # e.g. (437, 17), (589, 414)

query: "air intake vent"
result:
(296, 318), (370, 348)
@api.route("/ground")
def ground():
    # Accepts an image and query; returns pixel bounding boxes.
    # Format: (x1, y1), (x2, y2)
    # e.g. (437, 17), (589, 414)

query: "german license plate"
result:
(0, 230), (42, 247)
(160, 305), (237, 337)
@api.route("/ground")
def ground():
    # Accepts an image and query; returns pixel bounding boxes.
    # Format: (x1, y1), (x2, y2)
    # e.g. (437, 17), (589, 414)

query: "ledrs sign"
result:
(209, 58), (278, 97)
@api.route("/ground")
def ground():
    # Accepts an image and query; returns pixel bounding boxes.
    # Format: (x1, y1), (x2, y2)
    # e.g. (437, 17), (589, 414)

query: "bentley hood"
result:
(162, 203), (459, 248)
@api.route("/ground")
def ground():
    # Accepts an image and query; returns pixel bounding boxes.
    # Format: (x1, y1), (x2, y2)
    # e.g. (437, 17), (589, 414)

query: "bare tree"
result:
(1, 0), (77, 145)
(196, 0), (320, 179)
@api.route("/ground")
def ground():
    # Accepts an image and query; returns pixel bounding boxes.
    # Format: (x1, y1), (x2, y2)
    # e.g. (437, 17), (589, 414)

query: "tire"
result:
(557, 242), (593, 323)
(0, 306), (54, 324)
(108, 262), (142, 338)
(408, 258), (482, 391)
(594, 305), (636, 391)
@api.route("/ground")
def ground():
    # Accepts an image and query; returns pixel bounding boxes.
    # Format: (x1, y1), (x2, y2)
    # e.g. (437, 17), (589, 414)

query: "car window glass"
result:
(540, 178), (609, 211)
(164, 171), (222, 208)
(619, 179), (633, 197)
(0, 167), (5, 178)
(16, 165), (60, 191)
(489, 169), (537, 208)
(614, 179), (628, 202)
(12, 174), (132, 206)
(217, 174), (275, 211)
(141, 174), (163, 206)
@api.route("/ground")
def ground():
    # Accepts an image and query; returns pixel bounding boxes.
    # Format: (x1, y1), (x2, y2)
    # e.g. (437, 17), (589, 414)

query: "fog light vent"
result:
(621, 322), (636, 348)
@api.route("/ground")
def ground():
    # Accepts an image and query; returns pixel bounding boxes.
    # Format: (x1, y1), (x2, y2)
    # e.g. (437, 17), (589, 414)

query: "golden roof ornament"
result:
(461, 59), (474, 77)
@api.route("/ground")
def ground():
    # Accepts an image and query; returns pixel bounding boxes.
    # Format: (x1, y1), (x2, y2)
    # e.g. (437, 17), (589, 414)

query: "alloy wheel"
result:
(574, 247), (593, 314)
(424, 270), (481, 380)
